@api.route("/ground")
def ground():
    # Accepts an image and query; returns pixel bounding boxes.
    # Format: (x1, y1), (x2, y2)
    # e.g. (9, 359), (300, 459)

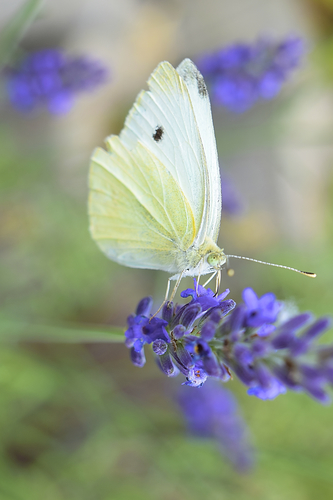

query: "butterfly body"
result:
(170, 238), (226, 279)
(89, 58), (225, 281)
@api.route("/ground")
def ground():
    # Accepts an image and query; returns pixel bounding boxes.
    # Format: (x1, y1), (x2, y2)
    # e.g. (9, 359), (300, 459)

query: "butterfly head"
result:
(207, 249), (226, 271)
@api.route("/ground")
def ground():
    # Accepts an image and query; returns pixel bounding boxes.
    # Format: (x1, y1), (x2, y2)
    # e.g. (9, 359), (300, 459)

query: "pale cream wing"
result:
(176, 58), (222, 243)
(88, 137), (196, 272)
(116, 60), (209, 244)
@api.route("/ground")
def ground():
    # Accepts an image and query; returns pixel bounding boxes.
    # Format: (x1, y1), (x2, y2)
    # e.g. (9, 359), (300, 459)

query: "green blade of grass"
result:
(0, 0), (44, 68)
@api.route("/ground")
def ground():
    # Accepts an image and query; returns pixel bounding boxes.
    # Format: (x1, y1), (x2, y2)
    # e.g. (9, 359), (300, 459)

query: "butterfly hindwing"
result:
(89, 137), (196, 272)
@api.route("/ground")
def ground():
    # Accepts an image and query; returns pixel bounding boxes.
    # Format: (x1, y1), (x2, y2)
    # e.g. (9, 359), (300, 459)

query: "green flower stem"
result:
(0, 320), (124, 343)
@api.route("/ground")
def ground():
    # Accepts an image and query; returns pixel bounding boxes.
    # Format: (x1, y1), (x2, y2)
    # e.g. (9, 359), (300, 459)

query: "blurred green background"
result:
(1, 0), (333, 498)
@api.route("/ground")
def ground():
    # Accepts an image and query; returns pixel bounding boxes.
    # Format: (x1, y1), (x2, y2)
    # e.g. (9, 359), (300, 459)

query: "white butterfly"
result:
(88, 58), (315, 302)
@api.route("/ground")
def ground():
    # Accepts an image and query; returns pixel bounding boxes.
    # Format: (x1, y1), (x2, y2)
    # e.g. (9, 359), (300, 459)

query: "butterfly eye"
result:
(207, 251), (226, 270)
(153, 125), (164, 142)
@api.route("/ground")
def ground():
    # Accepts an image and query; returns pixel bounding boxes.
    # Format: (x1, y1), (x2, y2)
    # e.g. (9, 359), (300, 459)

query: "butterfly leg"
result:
(195, 258), (204, 294)
(150, 271), (184, 320)
(203, 271), (217, 288)
(214, 269), (221, 296)
(169, 270), (184, 303)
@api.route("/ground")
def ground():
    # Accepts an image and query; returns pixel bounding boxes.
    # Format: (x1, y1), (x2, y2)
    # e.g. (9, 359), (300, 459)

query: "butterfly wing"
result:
(118, 60), (210, 247)
(176, 58), (221, 243)
(89, 136), (196, 272)
(89, 59), (220, 274)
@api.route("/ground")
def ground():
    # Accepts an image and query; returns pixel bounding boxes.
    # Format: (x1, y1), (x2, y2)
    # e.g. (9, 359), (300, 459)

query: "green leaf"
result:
(0, 0), (44, 69)
(0, 319), (125, 343)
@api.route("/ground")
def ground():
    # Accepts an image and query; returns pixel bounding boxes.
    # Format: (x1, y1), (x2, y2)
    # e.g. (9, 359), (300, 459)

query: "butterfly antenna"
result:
(226, 255), (316, 278)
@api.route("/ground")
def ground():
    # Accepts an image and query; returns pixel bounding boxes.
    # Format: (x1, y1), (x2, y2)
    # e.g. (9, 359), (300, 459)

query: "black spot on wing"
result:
(180, 63), (208, 99)
(195, 71), (208, 98)
(153, 125), (164, 142)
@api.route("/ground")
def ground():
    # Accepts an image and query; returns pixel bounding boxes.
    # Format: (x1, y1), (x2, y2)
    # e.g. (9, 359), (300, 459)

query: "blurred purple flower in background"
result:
(5, 49), (109, 115)
(221, 174), (245, 216)
(197, 36), (304, 112)
(125, 282), (332, 404)
(178, 380), (254, 471)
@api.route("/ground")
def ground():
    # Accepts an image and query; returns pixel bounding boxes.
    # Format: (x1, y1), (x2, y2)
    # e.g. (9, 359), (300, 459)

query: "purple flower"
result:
(224, 301), (331, 402)
(181, 279), (231, 311)
(178, 381), (254, 471)
(196, 36), (304, 112)
(5, 49), (108, 115)
(186, 338), (227, 379)
(124, 297), (170, 367)
(125, 314), (170, 350)
(221, 174), (245, 216)
(247, 378), (286, 400)
(242, 287), (281, 328)
(125, 281), (332, 404)
(152, 338), (168, 355)
(183, 363), (208, 387)
(125, 282), (235, 382)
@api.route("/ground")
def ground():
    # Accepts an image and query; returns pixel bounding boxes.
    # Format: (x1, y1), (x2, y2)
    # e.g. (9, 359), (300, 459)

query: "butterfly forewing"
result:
(176, 59), (221, 244)
(118, 61), (208, 241)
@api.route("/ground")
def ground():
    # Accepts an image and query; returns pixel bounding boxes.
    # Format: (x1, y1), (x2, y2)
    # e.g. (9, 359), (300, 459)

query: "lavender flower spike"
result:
(178, 381), (254, 471)
(124, 281), (332, 404)
(196, 36), (304, 112)
(5, 49), (109, 115)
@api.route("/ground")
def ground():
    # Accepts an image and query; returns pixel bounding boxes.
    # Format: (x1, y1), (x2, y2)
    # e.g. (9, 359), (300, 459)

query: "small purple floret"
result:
(136, 296), (153, 316)
(158, 352), (175, 376)
(152, 339), (168, 356)
(130, 347), (146, 368)
(183, 365), (208, 387)
(242, 288), (281, 327)
(248, 378), (286, 400)
(181, 280), (230, 311)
